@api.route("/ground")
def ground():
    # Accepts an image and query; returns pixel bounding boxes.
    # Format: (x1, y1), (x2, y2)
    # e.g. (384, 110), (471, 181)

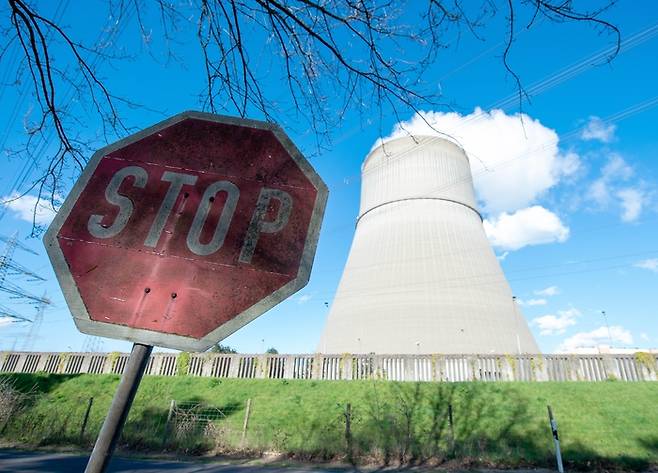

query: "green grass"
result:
(1, 374), (657, 470)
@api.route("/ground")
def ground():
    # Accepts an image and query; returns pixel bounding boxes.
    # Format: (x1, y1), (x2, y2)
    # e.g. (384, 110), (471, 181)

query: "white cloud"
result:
(527, 298), (547, 306)
(587, 179), (610, 206)
(0, 317), (15, 328)
(557, 325), (634, 352)
(484, 206), (569, 251)
(296, 294), (313, 305)
(617, 188), (644, 222)
(1, 192), (58, 225)
(602, 154), (633, 181)
(496, 251), (509, 261)
(635, 258), (658, 273)
(535, 286), (560, 297)
(640, 332), (650, 342)
(516, 298), (547, 307)
(558, 151), (581, 177)
(379, 108), (579, 214)
(581, 116), (616, 143)
(532, 308), (581, 335)
(587, 155), (633, 207)
(586, 155), (647, 221)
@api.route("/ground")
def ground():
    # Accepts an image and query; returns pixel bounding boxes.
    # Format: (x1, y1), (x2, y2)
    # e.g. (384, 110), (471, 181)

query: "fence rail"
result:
(1, 351), (656, 382)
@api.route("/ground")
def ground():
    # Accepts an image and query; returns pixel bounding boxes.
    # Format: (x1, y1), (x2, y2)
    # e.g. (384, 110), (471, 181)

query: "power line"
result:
(0, 1), (137, 222)
(356, 21), (658, 181)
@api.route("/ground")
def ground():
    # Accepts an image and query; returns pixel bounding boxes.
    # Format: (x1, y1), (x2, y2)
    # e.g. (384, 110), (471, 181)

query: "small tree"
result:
(210, 343), (238, 354)
(265, 347), (279, 354)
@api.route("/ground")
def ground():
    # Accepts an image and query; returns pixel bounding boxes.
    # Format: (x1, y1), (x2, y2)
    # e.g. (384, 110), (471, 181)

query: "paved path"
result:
(0, 450), (340, 473)
(0, 449), (559, 473)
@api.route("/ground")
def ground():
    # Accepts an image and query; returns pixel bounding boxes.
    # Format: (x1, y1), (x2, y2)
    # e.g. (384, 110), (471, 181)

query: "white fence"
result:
(1, 351), (656, 382)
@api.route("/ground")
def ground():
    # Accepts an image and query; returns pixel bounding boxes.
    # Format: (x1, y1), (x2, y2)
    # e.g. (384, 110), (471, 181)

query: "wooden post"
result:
(448, 403), (455, 455)
(344, 403), (354, 464)
(162, 399), (176, 446)
(79, 397), (94, 443)
(241, 398), (252, 447)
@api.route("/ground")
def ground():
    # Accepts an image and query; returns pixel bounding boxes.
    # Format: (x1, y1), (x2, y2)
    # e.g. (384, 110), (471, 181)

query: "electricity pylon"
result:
(21, 292), (50, 351)
(0, 233), (51, 349)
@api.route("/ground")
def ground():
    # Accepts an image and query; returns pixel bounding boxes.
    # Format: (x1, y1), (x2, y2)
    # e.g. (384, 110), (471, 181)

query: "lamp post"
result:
(512, 296), (522, 354)
(601, 310), (614, 348)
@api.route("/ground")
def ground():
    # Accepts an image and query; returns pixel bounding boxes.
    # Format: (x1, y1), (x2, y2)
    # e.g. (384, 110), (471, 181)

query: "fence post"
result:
(79, 397), (94, 443)
(162, 399), (176, 447)
(241, 398), (252, 447)
(547, 405), (564, 473)
(344, 403), (354, 464)
(448, 403), (455, 456)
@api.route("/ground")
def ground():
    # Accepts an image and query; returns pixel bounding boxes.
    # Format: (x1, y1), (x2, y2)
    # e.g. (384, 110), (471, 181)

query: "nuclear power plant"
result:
(318, 135), (539, 354)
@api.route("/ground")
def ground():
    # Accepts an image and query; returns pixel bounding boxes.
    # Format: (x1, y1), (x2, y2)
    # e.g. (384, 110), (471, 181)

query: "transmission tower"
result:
(81, 335), (104, 353)
(0, 303), (31, 323)
(21, 292), (50, 351)
(0, 232), (49, 302)
(0, 232), (50, 349)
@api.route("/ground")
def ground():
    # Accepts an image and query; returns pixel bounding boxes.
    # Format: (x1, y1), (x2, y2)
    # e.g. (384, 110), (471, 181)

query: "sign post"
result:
(85, 343), (152, 473)
(44, 111), (328, 472)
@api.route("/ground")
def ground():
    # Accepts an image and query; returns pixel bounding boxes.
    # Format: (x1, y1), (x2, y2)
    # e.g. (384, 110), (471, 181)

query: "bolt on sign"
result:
(44, 112), (328, 352)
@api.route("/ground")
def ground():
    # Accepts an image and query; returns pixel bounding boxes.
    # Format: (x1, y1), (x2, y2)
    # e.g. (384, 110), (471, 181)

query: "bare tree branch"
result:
(0, 0), (622, 233)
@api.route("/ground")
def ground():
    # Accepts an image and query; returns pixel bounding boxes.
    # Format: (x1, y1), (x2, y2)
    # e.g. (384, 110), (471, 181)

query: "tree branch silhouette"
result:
(1, 0), (620, 233)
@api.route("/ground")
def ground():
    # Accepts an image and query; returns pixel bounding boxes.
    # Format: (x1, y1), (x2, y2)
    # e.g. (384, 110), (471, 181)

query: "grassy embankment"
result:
(1, 373), (656, 470)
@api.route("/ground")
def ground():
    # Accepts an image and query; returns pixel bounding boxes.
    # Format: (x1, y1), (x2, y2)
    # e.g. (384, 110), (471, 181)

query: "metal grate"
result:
(21, 354), (41, 373)
(211, 356), (232, 377)
(43, 354), (60, 373)
(1, 354), (20, 372)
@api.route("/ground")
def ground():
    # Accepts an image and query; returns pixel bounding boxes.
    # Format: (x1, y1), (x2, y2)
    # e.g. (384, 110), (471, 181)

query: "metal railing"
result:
(1, 351), (656, 382)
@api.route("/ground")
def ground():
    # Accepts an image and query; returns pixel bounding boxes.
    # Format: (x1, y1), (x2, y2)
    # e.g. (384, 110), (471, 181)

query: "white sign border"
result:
(43, 111), (328, 352)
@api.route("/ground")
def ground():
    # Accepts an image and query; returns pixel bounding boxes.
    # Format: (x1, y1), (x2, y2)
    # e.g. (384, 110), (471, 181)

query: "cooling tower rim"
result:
(363, 134), (468, 171)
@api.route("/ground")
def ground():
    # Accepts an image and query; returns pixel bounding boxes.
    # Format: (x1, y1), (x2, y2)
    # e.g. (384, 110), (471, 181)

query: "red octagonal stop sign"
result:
(44, 112), (328, 351)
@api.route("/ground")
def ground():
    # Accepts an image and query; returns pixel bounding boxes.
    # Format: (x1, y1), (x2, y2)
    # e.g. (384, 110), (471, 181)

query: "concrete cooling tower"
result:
(318, 135), (539, 354)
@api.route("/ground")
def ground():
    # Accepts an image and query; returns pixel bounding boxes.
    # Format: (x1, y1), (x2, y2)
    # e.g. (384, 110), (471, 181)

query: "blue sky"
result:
(0, 1), (657, 354)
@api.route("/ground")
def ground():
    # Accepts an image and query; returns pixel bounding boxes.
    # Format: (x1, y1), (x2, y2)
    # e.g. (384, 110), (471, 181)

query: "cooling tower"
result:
(318, 135), (539, 354)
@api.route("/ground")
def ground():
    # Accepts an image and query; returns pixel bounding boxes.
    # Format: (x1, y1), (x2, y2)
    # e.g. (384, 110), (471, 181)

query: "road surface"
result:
(0, 449), (565, 472)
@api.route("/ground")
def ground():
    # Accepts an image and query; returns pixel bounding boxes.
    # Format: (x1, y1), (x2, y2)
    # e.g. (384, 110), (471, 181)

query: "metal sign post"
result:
(84, 343), (152, 473)
(547, 405), (565, 473)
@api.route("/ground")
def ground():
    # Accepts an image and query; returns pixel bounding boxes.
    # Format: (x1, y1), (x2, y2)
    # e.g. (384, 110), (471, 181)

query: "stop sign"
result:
(44, 112), (328, 351)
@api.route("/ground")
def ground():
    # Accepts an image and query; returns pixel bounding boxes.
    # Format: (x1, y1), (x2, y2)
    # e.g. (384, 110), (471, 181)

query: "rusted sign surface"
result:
(44, 112), (328, 351)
